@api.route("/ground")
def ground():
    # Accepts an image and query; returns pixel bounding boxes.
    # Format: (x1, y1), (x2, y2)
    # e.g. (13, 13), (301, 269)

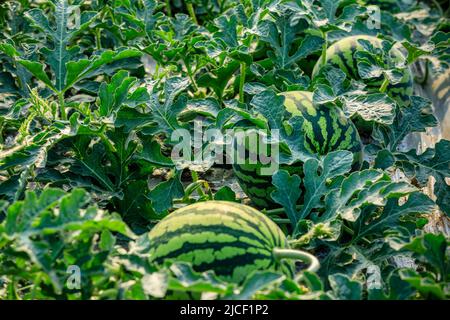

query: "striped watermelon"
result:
(148, 201), (318, 283)
(312, 35), (414, 107)
(232, 91), (363, 208)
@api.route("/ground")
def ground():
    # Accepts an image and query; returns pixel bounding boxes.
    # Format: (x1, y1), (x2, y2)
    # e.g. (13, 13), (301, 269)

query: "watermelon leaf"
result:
(402, 233), (449, 281)
(271, 170), (302, 226)
(256, 11), (323, 68)
(328, 273), (362, 300)
(321, 170), (416, 222)
(145, 77), (190, 136)
(392, 140), (450, 216)
(299, 151), (353, 220)
(147, 171), (184, 214)
(373, 95), (438, 150)
(2, 188), (133, 294)
(343, 93), (396, 125)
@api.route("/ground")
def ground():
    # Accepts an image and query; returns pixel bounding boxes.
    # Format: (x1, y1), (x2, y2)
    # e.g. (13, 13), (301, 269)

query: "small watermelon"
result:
(148, 201), (319, 283)
(232, 91), (363, 208)
(312, 35), (414, 107)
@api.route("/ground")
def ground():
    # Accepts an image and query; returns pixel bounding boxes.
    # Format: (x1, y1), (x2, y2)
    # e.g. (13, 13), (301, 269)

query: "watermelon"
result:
(232, 91), (363, 208)
(148, 201), (319, 283)
(312, 35), (414, 107)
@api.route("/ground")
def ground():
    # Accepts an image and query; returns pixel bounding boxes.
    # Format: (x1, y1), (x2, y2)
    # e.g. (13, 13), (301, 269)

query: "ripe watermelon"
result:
(148, 201), (319, 283)
(312, 35), (414, 107)
(232, 91), (363, 208)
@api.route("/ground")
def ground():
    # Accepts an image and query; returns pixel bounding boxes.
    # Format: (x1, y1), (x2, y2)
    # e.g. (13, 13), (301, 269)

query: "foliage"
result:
(0, 0), (448, 300)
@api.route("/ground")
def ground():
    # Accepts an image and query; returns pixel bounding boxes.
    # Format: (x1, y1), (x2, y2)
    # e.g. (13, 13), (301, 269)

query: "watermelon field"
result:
(0, 0), (449, 301)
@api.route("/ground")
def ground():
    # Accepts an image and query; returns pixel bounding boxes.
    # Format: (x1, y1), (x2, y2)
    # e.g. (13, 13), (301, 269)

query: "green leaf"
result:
(214, 186), (237, 202)
(99, 229), (116, 251)
(17, 60), (56, 91)
(115, 107), (154, 133)
(67, 138), (116, 193)
(399, 269), (447, 299)
(299, 151), (353, 220)
(401, 41), (434, 64)
(257, 13), (323, 68)
(168, 262), (232, 294)
(393, 140), (450, 215)
(402, 233), (449, 281)
(322, 170), (416, 222)
(65, 48), (142, 91)
(228, 271), (284, 300)
(374, 96), (438, 150)
(354, 192), (436, 241)
(250, 89), (286, 130)
(374, 149), (395, 170)
(271, 170), (302, 226)
(97, 70), (139, 117)
(343, 93), (396, 125)
(134, 140), (174, 167)
(1, 188), (134, 294)
(197, 60), (240, 98)
(312, 84), (336, 105)
(25, 0), (98, 91)
(147, 172), (184, 213)
(329, 273), (362, 300)
(146, 77), (190, 136)
(368, 270), (415, 300)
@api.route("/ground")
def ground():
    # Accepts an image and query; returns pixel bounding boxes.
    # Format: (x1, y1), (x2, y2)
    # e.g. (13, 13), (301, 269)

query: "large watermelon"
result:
(312, 35), (414, 107)
(148, 201), (319, 283)
(232, 91), (363, 208)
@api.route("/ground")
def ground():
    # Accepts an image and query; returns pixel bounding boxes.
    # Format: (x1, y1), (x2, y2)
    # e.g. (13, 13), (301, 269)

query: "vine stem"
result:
(184, 59), (199, 92)
(273, 248), (320, 274)
(187, 3), (198, 24)
(58, 92), (66, 120)
(191, 171), (206, 197)
(321, 30), (327, 65)
(415, 60), (429, 85)
(264, 205), (302, 215)
(165, 0), (172, 17)
(379, 75), (389, 93)
(95, 29), (102, 50)
(272, 218), (291, 224)
(431, 0), (444, 17)
(239, 62), (246, 103)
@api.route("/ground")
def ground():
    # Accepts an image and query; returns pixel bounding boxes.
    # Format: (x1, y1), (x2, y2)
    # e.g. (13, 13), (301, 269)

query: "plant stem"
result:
(321, 30), (327, 65)
(431, 0), (444, 17)
(265, 205), (302, 215)
(186, 3), (198, 24)
(99, 132), (117, 153)
(239, 62), (246, 103)
(379, 75), (389, 93)
(165, 0), (172, 17)
(272, 218), (291, 224)
(273, 248), (320, 274)
(184, 59), (199, 92)
(342, 224), (355, 235)
(415, 60), (429, 85)
(95, 29), (102, 50)
(58, 92), (66, 120)
(191, 171), (206, 197)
